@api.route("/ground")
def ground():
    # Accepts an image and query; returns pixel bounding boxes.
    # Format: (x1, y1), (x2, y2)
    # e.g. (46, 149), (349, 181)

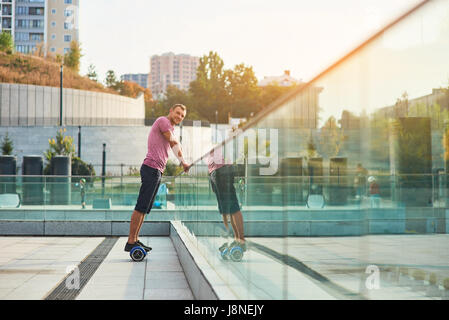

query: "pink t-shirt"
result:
(207, 145), (228, 174)
(143, 117), (174, 173)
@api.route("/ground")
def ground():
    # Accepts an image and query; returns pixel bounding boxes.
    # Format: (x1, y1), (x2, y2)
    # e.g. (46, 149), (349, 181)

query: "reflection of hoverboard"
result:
(219, 242), (244, 262)
(217, 226), (244, 262)
(130, 246), (150, 262)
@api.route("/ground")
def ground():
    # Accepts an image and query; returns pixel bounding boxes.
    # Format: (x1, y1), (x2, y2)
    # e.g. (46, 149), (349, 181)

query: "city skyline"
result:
(79, 0), (421, 85)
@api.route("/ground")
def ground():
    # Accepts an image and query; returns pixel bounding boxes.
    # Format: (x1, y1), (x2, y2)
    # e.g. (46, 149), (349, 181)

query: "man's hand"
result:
(181, 162), (191, 173)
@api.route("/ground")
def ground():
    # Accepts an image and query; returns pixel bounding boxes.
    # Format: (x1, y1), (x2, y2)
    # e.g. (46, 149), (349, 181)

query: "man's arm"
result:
(162, 131), (190, 172)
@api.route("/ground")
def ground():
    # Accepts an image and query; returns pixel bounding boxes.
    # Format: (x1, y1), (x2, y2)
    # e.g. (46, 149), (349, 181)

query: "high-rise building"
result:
(0, 0), (15, 35)
(11, 0), (79, 56)
(149, 52), (199, 98)
(121, 73), (149, 89)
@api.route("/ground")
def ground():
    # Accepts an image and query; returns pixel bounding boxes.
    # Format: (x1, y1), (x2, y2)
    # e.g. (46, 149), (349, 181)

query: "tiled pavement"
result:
(0, 237), (193, 300)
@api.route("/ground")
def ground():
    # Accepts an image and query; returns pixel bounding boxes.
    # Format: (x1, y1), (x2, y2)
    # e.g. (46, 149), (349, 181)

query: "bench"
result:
(0, 193), (21, 208)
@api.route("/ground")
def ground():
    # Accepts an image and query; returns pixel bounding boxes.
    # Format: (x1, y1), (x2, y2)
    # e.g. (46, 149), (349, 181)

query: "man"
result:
(125, 104), (190, 253)
(207, 144), (246, 252)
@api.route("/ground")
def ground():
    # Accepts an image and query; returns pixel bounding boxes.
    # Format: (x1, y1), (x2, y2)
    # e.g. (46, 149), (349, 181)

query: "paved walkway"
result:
(77, 237), (193, 300)
(1, 234), (448, 300)
(0, 237), (193, 300)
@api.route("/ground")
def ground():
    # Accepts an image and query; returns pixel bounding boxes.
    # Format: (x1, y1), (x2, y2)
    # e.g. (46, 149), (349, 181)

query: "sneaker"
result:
(124, 242), (139, 252)
(219, 242), (228, 253)
(136, 240), (152, 252)
(230, 240), (247, 252)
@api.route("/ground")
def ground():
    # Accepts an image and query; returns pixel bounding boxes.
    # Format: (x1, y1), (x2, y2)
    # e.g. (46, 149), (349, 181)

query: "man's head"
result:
(168, 104), (187, 125)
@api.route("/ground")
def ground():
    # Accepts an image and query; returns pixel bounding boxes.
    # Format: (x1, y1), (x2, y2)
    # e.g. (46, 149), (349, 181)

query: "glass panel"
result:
(170, 0), (449, 299)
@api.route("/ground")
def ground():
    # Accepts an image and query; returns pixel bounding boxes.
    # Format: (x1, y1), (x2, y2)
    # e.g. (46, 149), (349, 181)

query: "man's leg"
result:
(135, 179), (161, 243)
(222, 214), (230, 231)
(230, 211), (245, 244)
(136, 213), (146, 241)
(128, 210), (145, 244)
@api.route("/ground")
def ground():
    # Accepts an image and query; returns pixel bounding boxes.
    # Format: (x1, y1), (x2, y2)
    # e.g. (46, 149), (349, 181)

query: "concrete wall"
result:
(0, 208), (446, 236)
(0, 83), (145, 126)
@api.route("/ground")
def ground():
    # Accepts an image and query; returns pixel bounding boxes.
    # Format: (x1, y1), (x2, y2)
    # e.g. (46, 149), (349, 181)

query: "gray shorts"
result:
(210, 166), (240, 215)
(134, 165), (162, 214)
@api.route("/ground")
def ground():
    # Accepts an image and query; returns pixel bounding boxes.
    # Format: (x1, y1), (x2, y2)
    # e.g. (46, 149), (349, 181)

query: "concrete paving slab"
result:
(76, 237), (194, 300)
(249, 234), (449, 299)
(1, 233), (446, 300)
(0, 237), (104, 300)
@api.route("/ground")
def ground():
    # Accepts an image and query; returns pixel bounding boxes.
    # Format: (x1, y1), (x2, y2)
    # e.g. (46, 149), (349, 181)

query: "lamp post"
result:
(78, 126), (81, 158)
(59, 65), (63, 126)
(215, 110), (218, 143)
(102, 143), (106, 197)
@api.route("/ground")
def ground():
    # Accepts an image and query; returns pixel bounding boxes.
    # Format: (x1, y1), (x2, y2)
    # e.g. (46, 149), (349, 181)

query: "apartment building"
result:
(46, 0), (78, 56)
(121, 73), (149, 89)
(149, 52), (199, 98)
(12, 0), (78, 56)
(0, 0), (15, 35)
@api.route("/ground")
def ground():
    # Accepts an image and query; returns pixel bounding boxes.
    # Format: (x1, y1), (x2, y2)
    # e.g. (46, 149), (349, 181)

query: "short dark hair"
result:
(171, 104), (186, 112)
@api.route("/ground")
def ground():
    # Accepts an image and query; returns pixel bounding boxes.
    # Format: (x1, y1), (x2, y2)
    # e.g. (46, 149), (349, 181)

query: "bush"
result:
(71, 157), (96, 183)
(164, 160), (183, 176)
(1, 133), (13, 155)
(0, 32), (14, 54)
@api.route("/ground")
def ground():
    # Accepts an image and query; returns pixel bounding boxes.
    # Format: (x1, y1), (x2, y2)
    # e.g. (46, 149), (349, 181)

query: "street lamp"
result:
(102, 143), (106, 196)
(78, 126), (81, 158)
(59, 65), (63, 126)
(215, 110), (218, 143)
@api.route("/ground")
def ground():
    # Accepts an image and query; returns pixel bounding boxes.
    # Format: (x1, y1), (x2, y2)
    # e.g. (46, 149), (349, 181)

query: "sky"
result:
(78, 0), (423, 84)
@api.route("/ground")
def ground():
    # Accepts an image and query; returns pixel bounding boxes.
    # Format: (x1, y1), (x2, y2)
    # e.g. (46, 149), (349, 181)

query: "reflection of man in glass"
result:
(75, 178), (86, 209)
(354, 163), (368, 199)
(368, 176), (380, 208)
(207, 145), (246, 252)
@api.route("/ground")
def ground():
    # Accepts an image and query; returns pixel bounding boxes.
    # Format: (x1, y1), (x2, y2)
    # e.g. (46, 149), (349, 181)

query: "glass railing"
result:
(0, 174), (174, 221)
(171, 0), (449, 299)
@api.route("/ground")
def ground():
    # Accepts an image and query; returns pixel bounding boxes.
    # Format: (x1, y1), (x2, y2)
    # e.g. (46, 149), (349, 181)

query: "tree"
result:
(71, 156), (96, 183)
(44, 128), (96, 177)
(44, 128), (76, 165)
(1, 133), (14, 155)
(306, 134), (317, 159)
(189, 51), (229, 123)
(258, 83), (297, 113)
(0, 31), (14, 54)
(317, 116), (345, 159)
(225, 63), (260, 119)
(87, 64), (98, 82)
(105, 70), (119, 89)
(64, 41), (83, 73)
(164, 160), (184, 176)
